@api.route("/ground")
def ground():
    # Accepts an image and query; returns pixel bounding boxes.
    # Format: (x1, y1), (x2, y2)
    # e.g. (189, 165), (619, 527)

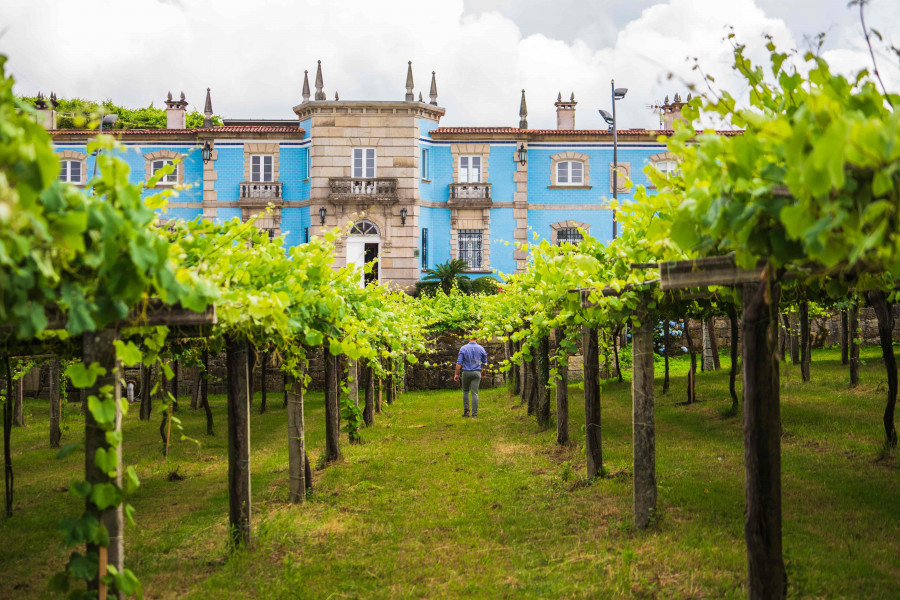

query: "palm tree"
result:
(422, 259), (471, 293)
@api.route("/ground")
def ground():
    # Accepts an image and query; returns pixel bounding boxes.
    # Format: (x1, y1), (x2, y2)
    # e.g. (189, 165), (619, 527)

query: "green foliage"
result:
(469, 276), (499, 295)
(421, 259), (472, 294)
(18, 95), (223, 129)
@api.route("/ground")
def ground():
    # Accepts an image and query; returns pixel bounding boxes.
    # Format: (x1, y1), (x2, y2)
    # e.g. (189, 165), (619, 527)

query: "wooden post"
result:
(867, 290), (897, 448)
(728, 306), (740, 414)
(777, 314), (786, 362)
(582, 325), (603, 479)
(632, 303), (656, 530)
(139, 364), (151, 421)
(520, 340), (530, 407)
(376, 378), (382, 414)
(840, 309), (849, 366)
(286, 371), (306, 503)
(201, 349), (213, 436)
(789, 311), (800, 365)
(701, 320), (714, 371)
(709, 317), (721, 370)
(385, 372), (394, 405)
(363, 363), (374, 427)
(260, 350), (268, 414)
(799, 300), (811, 382)
(348, 358), (359, 408)
(526, 352), (537, 416)
(554, 328), (568, 445)
(684, 318), (696, 404)
(613, 326), (623, 383)
(323, 346), (341, 463)
(190, 368), (201, 410)
(741, 278), (785, 600)
(12, 377), (23, 427)
(536, 336), (551, 428)
(3, 357), (13, 518)
(83, 329), (124, 594)
(849, 300), (860, 387)
(247, 345), (256, 410)
(49, 357), (61, 448)
(171, 359), (179, 413)
(662, 319), (670, 394)
(225, 335), (252, 548)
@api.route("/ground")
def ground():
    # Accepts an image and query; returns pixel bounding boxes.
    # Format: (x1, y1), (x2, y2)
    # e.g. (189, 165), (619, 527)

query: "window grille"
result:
(557, 227), (583, 245)
(303, 227), (309, 243)
(457, 229), (483, 269)
(421, 228), (428, 269)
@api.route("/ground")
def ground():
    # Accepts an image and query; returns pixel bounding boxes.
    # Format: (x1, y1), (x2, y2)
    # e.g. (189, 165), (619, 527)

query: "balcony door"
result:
(346, 219), (381, 287)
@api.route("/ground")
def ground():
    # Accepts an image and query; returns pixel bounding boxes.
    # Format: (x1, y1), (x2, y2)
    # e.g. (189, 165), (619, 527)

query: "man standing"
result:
(454, 337), (488, 417)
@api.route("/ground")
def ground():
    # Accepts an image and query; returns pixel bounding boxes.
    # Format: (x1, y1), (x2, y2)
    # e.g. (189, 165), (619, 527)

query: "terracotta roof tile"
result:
(429, 127), (742, 136)
(49, 125), (304, 135)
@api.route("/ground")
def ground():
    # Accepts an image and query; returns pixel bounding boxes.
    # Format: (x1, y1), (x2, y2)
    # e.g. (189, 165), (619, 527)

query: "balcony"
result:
(448, 182), (492, 208)
(328, 177), (399, 206)
(239, 182), (283, 207)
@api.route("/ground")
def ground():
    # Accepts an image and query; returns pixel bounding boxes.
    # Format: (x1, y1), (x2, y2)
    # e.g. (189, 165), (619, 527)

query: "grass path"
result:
(1, 348), (899, 598)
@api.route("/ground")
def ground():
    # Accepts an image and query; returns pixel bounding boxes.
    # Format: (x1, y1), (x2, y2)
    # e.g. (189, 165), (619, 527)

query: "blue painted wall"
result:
(489, 207), (516, 277)
(488, 145), (516, 203)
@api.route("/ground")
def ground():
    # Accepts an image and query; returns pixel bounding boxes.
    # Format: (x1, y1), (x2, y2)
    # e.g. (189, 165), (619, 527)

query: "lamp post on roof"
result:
(600, 80), (628, 239)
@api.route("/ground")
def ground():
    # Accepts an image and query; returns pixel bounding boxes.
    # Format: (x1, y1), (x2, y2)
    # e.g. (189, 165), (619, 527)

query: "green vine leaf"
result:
(66, 362), (107, 388)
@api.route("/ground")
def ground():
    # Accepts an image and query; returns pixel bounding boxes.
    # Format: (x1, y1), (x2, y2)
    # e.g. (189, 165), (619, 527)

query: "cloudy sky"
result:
(2, 0), (898, 130)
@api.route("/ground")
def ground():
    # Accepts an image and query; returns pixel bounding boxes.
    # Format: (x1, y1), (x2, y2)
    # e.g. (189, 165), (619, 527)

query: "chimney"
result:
(164, 91), (188, 129)
(660, 92), (689, 130)
(35, 92), (58, 129)
(555, 92), (576, 130)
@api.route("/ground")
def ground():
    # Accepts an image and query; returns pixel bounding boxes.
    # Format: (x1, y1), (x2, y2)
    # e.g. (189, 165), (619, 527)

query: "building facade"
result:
(43, 63), (696, 291)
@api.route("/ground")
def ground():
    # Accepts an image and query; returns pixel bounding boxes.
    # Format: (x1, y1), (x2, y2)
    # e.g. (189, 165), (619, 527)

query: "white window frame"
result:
(556, 160), (584, 185)
(59, 159), (82, 184)
(151, 159), (177, 185)
(251, 154), (274, 182)
(459, 155), (482, 183)
(656, 160), (678, 178)
(421, 147), (429, 180)
(353, 147), (376, 178)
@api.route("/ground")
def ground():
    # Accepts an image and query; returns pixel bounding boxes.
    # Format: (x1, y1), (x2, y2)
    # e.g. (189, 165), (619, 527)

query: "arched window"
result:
(349, 220), (380, 236)
(556, 160), (584, 185)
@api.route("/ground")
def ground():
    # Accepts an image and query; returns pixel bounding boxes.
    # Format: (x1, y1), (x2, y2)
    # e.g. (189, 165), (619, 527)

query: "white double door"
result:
(346, 236), (380, 287)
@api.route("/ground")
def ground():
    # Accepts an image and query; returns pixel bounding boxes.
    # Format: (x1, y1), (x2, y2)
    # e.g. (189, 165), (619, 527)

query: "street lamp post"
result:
(599, 81), (627, 239)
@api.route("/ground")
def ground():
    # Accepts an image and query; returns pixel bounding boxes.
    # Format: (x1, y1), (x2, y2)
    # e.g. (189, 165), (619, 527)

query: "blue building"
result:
(44, 62), (692, 291)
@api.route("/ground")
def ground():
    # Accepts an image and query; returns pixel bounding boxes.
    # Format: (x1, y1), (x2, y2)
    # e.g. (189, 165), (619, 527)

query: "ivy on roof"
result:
(17, 96), (223, 129)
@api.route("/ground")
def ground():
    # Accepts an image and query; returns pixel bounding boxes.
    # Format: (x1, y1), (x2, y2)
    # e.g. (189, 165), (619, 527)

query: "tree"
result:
(421, 259), (471, 294)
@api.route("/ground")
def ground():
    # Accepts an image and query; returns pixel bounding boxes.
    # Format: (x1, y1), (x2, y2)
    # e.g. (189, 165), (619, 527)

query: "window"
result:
(557, 227), (583, 245)
(305, 150), (310, 179)
(421, 148), (429, 180)
(459, 156), (481, 183)
(59, 160), (82, 184)
(657, 160), (678, 178)
(421, 228), (428, 269)
(151, 160), (177, 185)
(557, 160), (584, 185)
(352, 148), (376, 178)
(303, 227), (309, 243)
(251, 155), (274, 182)
(457, 230), (483, 269)
(349, 220), (380, 236)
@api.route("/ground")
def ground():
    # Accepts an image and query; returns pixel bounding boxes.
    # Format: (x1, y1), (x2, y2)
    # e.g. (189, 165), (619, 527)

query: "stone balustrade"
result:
(240, 181), (282, 200)
(328, 177), (399, 205)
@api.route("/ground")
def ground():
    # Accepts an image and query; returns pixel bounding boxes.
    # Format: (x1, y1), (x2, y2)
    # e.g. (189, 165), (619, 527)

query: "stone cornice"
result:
(293, 100), (445, 121)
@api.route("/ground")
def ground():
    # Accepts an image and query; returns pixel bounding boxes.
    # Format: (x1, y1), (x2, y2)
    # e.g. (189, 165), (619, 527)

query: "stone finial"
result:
(687, 92), (692, 102)
(165, 90), (188, 110)
(203, 87), (214, 128)
(429, 71), (438, 105)
(664, 95), (669, 105)
(518, 89), (528, 130)
(405, 61), (415, 101)
(35, 91), (47, 109)
(180, 91), (186, 102)
(315, 60), (325, 101)
(335, 91), (339, 101)
(50, 91), (58, 107)
(167, 91), (173, 102)
(302, 70), (310, 103)
(674, 92), (682, 103)
(570, 92), (575, 102)
(557, 91), (562, 102)
(419, 91), (423, 102)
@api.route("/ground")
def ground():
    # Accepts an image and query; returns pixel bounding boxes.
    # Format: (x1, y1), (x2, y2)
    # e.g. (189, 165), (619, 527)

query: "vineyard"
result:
(2, 33), (900, 600)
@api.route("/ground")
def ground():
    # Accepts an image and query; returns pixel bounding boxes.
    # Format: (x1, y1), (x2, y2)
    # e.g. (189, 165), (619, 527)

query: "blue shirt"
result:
(457, 341), (488, 371)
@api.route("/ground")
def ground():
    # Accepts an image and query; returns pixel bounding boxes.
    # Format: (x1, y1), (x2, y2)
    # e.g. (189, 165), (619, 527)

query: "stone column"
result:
(201, 146), (218, 221)
(512, 140), (529, 272)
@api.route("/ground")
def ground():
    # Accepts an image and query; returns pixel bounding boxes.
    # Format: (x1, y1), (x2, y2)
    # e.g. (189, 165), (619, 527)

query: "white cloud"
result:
(1, 0), (897, 131)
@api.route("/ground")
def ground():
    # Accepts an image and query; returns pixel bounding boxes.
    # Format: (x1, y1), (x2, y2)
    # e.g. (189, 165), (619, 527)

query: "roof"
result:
(49, 125), (305, 135)
(430, 127), (743, 137)
(222, 119), (301, 127)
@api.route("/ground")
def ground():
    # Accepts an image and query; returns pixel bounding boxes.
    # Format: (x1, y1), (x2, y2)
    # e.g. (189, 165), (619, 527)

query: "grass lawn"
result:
(1, 347), (898, 599)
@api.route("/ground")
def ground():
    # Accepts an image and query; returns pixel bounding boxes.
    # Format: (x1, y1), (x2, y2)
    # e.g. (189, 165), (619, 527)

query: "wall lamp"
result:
(201, 140), (213, 164)
(319, 206), (327, 225)
(400, 207), (408, 226)
(516, 143), (527, 166)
